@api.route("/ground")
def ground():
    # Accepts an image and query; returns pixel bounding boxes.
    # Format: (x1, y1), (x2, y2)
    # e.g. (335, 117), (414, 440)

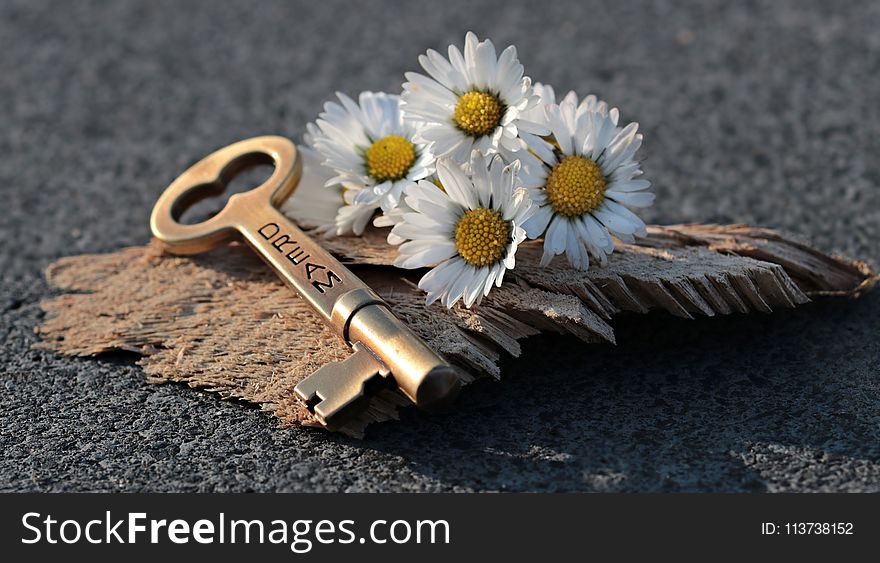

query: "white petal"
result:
(499, 65), (526, 106)
(541, 215), (569, 266)
(571, 217), (603, 262)
(565, 221), (590, 270)
(517, 119), (550, 136)
(607, 178), (651, 192)
(492, 45), (518, 94)
(436, 160), (478, 209)
(403, 72), (458, 105)
(521, 132), (556, 165)
(605, 190), (655, 208)
(472, 37), (497, 91)
(470, 152), (493, 208)
(603, 200), (648, 235)
(593, 201), (645, 236)
(590, 112), (620, 161)
(391, 221), (450, 242)
(396, 240), (458, 268)
(547, 104), (574, 155)
(419, 258), (465, 305)
(352, 187), (380, 206)
(428, 129), (469, 159)
(581, 213), (614, 252)
(333, 203), (377, 236)
(447, 263), (480, 308)
(523, 204), (553, 238)
(419, 51), (461, 92)
(401, 210), (449, 231)
(450, 137), (476, 162)
(447, 44), (469, 92)
(483, 263), (501, 295)
(463, 267), (489, 307)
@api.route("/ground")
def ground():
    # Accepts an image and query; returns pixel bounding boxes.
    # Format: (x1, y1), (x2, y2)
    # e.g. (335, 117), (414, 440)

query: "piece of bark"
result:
(36, 224), (877, 436)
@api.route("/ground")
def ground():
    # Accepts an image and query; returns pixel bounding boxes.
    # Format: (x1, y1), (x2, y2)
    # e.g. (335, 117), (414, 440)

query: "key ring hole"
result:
(173, 152), (276, 225)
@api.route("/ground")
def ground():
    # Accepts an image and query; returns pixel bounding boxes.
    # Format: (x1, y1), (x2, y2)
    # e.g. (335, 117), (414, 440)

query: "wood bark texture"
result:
(37, 224), (876, 437)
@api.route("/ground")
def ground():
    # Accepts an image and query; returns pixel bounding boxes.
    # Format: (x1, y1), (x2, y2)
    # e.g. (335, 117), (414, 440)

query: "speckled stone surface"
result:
(1, 0), (878, 492)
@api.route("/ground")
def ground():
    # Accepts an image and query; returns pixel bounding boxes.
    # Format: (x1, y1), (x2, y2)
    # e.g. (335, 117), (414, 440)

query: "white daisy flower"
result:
(391, 153), (533, 308)
(401, 32), (546, 164)
(520, 100), (654, 270)
(307, 91), (434, 234)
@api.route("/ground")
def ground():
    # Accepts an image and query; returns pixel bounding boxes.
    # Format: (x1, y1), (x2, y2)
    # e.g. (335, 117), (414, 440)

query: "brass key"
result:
(150, 136), (460, 429)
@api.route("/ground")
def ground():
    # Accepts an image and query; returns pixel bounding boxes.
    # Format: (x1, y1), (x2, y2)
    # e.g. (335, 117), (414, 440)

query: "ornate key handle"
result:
(150, 136), (300, 255)
(150, 136), (460, 429)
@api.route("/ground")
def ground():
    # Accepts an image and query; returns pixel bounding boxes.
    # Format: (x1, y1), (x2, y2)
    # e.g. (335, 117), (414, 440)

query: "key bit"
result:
(294, 343), (389, 430)
(150, 136), (462, 429)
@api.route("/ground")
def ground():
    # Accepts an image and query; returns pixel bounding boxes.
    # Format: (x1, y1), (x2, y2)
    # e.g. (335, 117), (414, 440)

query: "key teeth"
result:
(292, 373), (323, 406)
(293, 346), (388, 429)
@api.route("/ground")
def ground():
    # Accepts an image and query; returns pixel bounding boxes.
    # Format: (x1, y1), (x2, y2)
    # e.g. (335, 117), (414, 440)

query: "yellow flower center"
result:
(453, 91), (504, 137)
(454, 208), (510, 268)
(365, 135), (416, 182)
(545, 155), (607, 217)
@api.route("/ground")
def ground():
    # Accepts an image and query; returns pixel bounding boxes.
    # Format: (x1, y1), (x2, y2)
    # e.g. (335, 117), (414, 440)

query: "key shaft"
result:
(233, 194), (459, 419)
(233, 190), (372, 323)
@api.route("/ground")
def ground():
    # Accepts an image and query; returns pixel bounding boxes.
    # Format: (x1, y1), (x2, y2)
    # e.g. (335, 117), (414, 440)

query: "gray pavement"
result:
(1, 0), (879, 492)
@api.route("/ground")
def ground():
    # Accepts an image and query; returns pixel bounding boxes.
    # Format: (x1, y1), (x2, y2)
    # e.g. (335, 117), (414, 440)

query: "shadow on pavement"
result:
(356, 291), (880, 492)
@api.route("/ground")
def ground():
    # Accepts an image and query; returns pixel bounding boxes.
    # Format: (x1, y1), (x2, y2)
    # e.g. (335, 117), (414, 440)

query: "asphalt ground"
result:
(1, 0), (878, 491)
